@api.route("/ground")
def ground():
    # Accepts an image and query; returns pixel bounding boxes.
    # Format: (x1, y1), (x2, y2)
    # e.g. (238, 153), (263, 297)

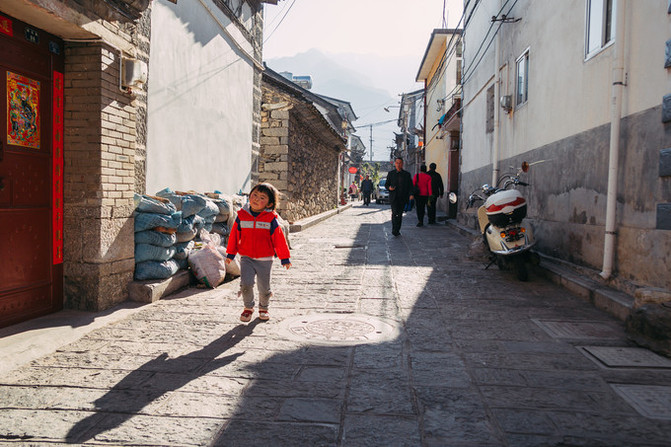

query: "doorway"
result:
(0, 13), (64, 328)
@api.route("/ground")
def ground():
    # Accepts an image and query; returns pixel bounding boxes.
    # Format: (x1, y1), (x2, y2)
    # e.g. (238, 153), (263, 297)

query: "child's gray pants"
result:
(239, 256), (273, 310)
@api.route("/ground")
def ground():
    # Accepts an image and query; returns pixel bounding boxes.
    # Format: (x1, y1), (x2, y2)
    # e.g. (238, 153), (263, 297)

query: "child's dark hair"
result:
(251, 182), (279, 211)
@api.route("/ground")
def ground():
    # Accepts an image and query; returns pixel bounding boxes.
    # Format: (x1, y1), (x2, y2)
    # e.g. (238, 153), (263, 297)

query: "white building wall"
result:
(467, 0), (671, 168)
(460, 0), (671, 291)
(146, 0), (255, 195)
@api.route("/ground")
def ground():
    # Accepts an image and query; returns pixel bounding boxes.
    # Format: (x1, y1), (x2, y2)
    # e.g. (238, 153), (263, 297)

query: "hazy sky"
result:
(264, 0), (463, 59)
(262, 0), (464, 160)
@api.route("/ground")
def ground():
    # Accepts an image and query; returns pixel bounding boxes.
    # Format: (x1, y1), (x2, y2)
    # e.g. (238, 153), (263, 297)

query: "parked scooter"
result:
(451, 162), (537, 281)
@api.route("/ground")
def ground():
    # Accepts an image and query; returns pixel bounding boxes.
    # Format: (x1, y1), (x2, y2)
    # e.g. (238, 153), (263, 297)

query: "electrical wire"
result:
(263, 0), (299, 44)
(460, 0), (519, 86)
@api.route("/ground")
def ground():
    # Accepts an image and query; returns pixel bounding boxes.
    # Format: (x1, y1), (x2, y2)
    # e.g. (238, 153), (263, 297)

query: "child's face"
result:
(249, 189), (271, 212)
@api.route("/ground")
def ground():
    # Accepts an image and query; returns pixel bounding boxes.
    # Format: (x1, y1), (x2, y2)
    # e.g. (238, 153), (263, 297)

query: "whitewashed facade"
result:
(460, 0), (671, 292)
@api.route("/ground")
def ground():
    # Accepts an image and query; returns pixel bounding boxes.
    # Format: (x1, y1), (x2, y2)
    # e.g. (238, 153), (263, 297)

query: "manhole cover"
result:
(277, 313), (400, 346)
(611, 385), (671, 420)
(532, 319), (622, 340)
(580, 346), (671, 369)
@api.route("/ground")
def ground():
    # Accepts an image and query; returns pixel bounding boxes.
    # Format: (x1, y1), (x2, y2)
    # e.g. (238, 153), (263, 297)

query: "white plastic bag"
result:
(188, 231), (226, 288)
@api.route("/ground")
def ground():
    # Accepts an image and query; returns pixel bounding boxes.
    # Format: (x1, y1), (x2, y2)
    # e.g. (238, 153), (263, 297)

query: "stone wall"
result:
(260, 87), (341, 222)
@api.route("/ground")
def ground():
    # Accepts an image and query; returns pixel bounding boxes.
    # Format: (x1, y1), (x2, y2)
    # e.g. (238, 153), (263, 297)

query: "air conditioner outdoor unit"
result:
(121, 58), (148, 91)
(500, 95), (512, 112)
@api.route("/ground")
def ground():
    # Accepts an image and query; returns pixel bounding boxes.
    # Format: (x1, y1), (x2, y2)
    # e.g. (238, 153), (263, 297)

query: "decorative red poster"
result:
(0, 15), (12, 36)
(52, 71), (64, 264)
(7, 71), (40, 149)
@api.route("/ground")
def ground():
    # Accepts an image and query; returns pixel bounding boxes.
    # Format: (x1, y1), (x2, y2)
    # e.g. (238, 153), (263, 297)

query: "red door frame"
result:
(0, 12), (64, 328)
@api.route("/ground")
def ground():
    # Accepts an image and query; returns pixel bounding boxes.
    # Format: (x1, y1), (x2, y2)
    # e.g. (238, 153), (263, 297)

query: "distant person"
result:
(348, 181), (359, 202)
(360, 175), (374, 206)
(387, 157), (413, 236)
(427, 162), (444, 224)
(412, 164), (433, 227)
(226, 182), (291, 323)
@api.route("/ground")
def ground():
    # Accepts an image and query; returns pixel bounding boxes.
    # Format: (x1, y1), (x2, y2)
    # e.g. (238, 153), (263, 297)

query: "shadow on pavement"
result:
(65, 320), (260, 444)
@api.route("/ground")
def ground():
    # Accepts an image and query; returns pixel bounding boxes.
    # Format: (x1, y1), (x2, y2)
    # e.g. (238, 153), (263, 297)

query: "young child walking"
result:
(225, 182), (291, 322)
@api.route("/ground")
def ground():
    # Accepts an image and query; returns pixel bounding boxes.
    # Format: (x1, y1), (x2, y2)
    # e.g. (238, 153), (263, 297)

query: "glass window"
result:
(586, 0), (615, 57)
(516, 51), (529, 106)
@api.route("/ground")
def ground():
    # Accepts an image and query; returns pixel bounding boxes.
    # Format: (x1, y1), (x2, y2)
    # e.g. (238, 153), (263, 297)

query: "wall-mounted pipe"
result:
(600, 0), (627, 280)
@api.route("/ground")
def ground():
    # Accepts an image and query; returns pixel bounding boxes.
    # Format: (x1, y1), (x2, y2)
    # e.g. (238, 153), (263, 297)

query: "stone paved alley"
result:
(1, 204), (671, 446)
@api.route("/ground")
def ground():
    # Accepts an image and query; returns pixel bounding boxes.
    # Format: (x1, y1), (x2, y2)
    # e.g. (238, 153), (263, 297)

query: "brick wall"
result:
(63, 41), (137, 310)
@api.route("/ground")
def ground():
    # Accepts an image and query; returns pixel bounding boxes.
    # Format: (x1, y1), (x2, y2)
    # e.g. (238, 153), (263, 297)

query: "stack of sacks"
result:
(206, 193), (234, 245)
(156, 188), (208, 269)
(133, 194), (182, 280)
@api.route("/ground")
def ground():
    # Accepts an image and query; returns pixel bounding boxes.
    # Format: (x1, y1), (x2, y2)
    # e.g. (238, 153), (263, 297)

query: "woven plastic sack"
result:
(134, 211), (182, 232)
(211, 222), (229, 236)
(135, 244), (176, 263)
(134, 259), (179, 280)
(212, 198), (231, 220)
(177, 214), (204, 233)
(174, 240), (195, 260)
(217, 247), (240, 277)
(135, 230), (176, 248)
(176, 228), (198, 243)
(180, 194), (207, 217)
(188, 244), (226, 288)
(134, 193), (177, 215)
(197, 198), (219, 218)
(155, 189), (208, 217)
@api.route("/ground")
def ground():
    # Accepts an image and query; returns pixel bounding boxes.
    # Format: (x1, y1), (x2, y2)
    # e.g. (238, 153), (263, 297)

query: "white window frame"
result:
(585, 0), (616, 59)
(515, 50), (529, 107)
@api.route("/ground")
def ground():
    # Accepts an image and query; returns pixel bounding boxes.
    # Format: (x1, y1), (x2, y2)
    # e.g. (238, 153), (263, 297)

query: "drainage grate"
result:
(580, 346), (671, 369)
(334, 244), (366, 249)
(277, 313), (400, 346)
(532, 319), (623, 340)
(611, 384), (671, 420)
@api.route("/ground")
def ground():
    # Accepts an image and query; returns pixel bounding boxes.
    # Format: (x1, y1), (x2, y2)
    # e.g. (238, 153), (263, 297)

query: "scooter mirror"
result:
(521, 161), (529, 173)
(448, 192), (458, 204)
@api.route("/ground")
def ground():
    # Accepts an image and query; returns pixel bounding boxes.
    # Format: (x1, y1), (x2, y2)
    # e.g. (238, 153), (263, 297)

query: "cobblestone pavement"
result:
(2, 203), (671, 446)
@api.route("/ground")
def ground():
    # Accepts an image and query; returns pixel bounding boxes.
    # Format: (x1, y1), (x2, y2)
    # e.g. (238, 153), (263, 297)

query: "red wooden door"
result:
(0, 13), (64, 328)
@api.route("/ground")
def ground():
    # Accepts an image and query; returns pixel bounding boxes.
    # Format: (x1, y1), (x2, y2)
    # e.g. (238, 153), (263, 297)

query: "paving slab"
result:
(1, 203), (671, 446)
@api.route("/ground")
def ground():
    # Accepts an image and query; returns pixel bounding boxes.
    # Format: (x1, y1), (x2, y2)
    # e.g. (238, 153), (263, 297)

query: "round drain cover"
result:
(278, 313), (400, 346)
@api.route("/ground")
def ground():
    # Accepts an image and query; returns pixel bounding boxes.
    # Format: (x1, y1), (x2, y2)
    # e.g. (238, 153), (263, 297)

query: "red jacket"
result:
(413, 172), (433, 196)
(226, 205), (291, 264)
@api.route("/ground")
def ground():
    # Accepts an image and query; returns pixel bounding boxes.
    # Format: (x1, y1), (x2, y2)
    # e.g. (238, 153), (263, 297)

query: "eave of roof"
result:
(416, 28), (462, 82)
(262, 66), (347, 146)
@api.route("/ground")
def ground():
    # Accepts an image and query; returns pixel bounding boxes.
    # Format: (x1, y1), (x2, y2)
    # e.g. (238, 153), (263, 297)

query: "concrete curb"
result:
(129, 270), (192, 303)
(289, 203), (353, 233)
(445, 219), (634, 322)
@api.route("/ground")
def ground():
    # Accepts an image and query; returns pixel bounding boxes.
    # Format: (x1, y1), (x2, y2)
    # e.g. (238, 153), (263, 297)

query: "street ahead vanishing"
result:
(1, 204), (671, 446)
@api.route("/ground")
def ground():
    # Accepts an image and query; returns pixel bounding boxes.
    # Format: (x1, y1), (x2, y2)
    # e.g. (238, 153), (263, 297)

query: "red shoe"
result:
(240, 308), (253, 322)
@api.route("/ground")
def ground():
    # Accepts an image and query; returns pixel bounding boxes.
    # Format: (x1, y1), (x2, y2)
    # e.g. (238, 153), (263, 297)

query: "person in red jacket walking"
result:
(225, 183), (291, 322)
(412, 165), (433, 227)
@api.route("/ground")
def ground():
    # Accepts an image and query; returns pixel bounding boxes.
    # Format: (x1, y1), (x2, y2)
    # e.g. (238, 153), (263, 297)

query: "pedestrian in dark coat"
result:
(387, 157), (413, 236)
(361, 175), (374, 206)
(427, 162), (444, 224)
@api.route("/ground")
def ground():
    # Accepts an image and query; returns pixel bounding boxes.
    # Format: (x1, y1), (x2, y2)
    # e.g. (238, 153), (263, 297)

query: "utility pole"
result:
(369, 125), (373, 161)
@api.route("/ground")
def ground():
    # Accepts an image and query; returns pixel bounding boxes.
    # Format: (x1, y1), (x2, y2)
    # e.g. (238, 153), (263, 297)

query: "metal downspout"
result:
(491, 15), (501, 186)
(600, 0), (627, 280)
